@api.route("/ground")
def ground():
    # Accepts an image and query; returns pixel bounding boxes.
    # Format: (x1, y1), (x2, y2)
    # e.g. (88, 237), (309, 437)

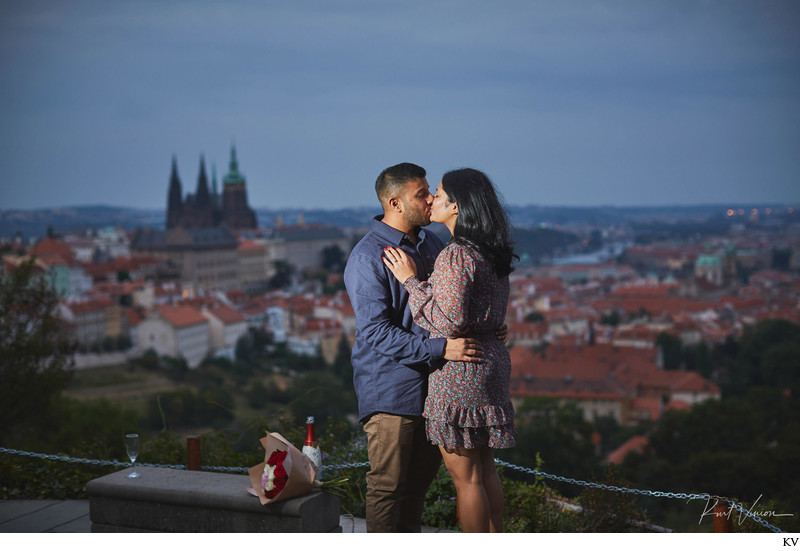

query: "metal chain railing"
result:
(0, 446), (784, 533)
(493, 458), (785, 534)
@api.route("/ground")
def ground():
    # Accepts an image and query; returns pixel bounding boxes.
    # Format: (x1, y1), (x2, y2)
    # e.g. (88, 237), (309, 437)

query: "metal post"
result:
(713, 499), (732, 533)
(187, 436), (201, 471)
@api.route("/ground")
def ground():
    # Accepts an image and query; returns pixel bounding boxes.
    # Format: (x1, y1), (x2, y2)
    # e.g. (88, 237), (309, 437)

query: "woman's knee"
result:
(441, 452), (483, 485)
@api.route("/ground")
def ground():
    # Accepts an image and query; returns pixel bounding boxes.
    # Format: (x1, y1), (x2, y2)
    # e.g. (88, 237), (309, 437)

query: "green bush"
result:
(421, 466), (458, 529)
(145, 388), (235, 430)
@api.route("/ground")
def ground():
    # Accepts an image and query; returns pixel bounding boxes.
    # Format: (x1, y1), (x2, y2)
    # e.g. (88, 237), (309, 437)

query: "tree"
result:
(525, 311), (545, 323)
(725, 319), (800, 396)
(600, 310), (620, 326)
(655, 332), (683, 370)
(497, 397), (599, 497)
(269, 260), (293, 290)
(286, 371), (357, 426)
(0, 258), (77, 443)
(321, 245), (345, 273)
(331, 334), (353, 384)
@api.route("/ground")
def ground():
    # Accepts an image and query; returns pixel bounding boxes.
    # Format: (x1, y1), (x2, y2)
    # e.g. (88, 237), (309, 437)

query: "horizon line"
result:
(2, 201), (799, 213)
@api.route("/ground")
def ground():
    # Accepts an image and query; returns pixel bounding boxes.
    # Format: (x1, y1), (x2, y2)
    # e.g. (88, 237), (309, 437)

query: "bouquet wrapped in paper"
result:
(247, 431), (348, 505)
(248, 432), (316, 505)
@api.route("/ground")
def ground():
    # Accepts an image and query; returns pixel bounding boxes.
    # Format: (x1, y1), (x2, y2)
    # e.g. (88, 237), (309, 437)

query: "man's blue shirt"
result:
(344, 216), (446, 422)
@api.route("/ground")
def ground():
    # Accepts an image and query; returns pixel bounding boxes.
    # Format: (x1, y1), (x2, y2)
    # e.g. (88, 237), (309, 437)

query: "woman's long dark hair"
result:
(441, 168), (517, 276)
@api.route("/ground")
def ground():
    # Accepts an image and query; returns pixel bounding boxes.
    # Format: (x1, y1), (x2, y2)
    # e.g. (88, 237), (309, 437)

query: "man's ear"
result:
(389, 197), (401, 212)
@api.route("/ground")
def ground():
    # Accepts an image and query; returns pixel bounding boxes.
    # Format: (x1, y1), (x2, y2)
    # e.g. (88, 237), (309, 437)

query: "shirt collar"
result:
(371, 215), (428, 247)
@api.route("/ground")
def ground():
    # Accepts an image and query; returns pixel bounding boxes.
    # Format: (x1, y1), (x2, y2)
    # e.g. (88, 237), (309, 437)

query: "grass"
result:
(64, 363), (185, 417)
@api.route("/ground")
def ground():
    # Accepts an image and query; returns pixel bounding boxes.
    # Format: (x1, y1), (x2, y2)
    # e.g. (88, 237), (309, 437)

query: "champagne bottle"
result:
(302, 416), (322, 480)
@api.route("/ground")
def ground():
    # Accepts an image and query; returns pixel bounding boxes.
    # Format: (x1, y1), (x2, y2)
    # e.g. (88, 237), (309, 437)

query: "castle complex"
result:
(166, 145), (256, 230)
(130, 145), (258, 292)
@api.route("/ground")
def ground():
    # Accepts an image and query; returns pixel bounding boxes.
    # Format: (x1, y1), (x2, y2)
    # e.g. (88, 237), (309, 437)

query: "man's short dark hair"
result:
(375, 163), (426, 207)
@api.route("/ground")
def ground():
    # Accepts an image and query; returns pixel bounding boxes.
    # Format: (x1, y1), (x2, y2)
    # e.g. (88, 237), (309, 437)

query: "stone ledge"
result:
(87, 466), (340, 532)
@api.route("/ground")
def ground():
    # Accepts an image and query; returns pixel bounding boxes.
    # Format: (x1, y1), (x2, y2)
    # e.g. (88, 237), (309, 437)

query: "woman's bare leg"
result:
(480, 447), (504, 532)
(439, 446), (490, 532)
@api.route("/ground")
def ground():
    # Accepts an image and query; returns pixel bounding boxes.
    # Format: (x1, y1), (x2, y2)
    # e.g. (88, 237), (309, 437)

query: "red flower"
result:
(261, 450), (289, 498)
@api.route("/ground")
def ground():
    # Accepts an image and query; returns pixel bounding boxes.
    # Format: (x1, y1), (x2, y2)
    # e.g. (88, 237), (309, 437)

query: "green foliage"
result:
(136, 348), (160, 370)
(600, 310), (620, 326)
(503, 475), (582, 531)
(145, 388), (235, 430)
(285, 371), (357, 426)
(321, 244), (345, 273)
(323, 431), (368, 517)
(723, 319), (800, 396)
(267, 343), (326, 372)
(620, 385), (800, 531)
(421, 466), (458, 529)
(268, 260), (293, 290)
(235, 332), (255, 363)
(330, 335), (353, 384)
(525, 311), (545, 323)
(577, 465), (649, 532)
(0, 448), (116, 500)
(497, 396), (598, 498)
(246, 379), (288, 408)
(655, 332), (712, 375)
(0, 257), (77, 444)
(655, 332), (682, 370)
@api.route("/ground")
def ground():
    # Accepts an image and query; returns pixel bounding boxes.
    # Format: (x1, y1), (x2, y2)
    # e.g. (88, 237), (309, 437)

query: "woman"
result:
(382, 168), (516, 532)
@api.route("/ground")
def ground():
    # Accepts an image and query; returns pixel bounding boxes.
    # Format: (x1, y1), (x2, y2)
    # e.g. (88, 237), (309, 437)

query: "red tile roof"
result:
(158, 305), (207, 328)
(30, 238), (75, 264)
(206, 304), (246, 324)
(125, 308), (145, 326)
(66, 298), (114, 314)
(509, 342), (720, 403)
(237, 239), (265, 252)
(606, 435), (649, 464)
(611, 282), (680, 296)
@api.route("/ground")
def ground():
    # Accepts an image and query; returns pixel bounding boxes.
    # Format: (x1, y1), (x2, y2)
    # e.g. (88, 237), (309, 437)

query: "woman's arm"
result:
(386, 244), (474, 338)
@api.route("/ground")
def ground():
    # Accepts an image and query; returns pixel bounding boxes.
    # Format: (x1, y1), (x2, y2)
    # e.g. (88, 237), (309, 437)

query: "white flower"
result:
(262, 463), (277, 492)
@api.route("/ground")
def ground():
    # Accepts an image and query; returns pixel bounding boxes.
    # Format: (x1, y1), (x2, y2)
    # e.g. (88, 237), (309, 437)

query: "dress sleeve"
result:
(403, 244), (474, 338)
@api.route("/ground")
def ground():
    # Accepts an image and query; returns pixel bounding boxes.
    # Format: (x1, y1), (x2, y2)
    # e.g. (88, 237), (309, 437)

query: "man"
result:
(344, 162), (483, 532)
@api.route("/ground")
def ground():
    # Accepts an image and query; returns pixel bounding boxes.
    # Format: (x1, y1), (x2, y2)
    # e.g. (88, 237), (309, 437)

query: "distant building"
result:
(130, 226), (239, 293)
(237, 239), (271, 293)
(60, 298), (115, 349)
(695, 252), (723, 286)
(508, 342), (720, 425)
(136, 305), (210, 368)
(28, 237), (93, 298)
(202, 304), (248, 359)
(273, 223), (350, 272)
(166, 145), (256, 231)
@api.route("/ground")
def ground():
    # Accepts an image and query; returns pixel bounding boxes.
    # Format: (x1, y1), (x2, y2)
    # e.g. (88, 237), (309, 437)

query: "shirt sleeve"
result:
(344, 250), (446, 366)
(403, 244), (474, 338)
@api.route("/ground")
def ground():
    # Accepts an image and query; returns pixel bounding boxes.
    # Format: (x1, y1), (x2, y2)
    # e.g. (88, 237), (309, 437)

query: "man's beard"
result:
(402, 201), (431, 228)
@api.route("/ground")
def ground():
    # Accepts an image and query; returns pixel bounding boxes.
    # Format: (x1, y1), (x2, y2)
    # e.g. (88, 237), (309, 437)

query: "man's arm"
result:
(345, 251), (445, 366)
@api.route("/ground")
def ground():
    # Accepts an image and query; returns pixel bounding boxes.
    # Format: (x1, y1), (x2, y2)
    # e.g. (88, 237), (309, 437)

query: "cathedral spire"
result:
(224, 143), (244, 184)
(211, 163), (219, 197)
(166, 155), (183, 229)
(220, 143), (256, 229)
(196, 154), (211, 207)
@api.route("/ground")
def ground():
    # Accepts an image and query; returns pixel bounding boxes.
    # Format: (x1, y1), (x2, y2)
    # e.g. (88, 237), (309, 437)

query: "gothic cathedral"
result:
(166, 145), (257, 230)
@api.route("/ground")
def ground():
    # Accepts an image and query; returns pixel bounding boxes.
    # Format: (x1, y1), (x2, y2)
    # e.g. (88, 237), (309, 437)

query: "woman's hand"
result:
(382, 246), (417, 284)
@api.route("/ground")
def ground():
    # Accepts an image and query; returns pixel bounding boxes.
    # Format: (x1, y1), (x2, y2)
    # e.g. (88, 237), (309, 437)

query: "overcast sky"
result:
(1, 0), (798, 211)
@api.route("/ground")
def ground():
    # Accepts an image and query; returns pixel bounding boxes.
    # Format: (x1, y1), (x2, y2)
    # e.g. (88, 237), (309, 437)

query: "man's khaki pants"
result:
(363, 413), (442, 532)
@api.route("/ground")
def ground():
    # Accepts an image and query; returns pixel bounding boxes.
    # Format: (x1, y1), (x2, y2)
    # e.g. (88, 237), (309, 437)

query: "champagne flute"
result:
(125, 433), (141, 478)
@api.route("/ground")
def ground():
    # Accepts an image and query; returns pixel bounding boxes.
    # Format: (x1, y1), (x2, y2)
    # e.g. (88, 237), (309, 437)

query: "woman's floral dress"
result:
(403, 241), (516, 449)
